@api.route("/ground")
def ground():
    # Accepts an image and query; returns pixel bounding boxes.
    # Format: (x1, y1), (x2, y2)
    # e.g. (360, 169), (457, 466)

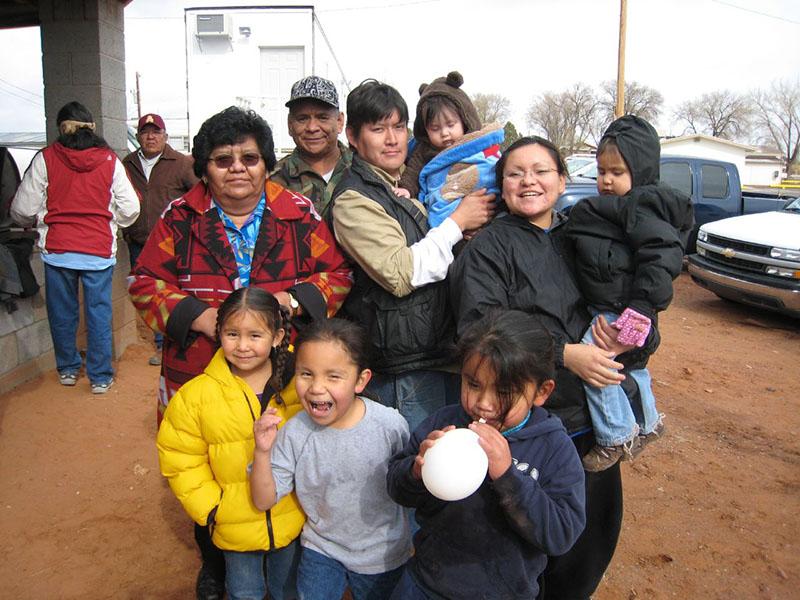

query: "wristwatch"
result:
(287, 293), (299, 317)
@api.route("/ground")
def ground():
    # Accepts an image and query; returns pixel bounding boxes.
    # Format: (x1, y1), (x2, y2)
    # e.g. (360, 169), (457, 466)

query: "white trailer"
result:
(185, 5), (347, 155)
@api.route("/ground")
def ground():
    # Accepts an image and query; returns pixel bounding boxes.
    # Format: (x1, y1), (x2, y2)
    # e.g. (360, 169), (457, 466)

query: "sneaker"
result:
(148, 353), (162, 366)
(91, 379), (115, 394)
(195, 566), (224, 600)
(59, 373), (78, 386)
(582, 439), (637, 472)
(630, 420), (666, 460)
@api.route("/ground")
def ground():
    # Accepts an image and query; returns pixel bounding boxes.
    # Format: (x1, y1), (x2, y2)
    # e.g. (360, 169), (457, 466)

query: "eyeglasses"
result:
(209, 153), (262, 169)
(504, 168), (558, 182)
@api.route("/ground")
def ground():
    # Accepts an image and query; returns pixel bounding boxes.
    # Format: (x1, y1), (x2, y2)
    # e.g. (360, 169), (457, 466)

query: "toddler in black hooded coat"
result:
(563, 115), (694, 472)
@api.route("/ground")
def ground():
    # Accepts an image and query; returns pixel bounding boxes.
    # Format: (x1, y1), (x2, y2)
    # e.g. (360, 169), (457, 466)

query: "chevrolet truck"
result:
(556, 156), (791, 253)
(687, 196), (800, 318)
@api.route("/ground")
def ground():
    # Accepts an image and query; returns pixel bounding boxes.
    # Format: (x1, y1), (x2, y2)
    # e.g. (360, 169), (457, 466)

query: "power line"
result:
(0, 77), (43, 100)
(710, 0), (800, 25)
(317, 0), (443, 12)
(0, 85), (43, 108)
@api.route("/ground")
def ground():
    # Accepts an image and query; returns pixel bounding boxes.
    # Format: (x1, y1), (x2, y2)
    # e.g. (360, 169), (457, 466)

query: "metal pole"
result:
(616, 0), (627, 118)
(135, 71), (142, 121)
(311, 8), (316, 74)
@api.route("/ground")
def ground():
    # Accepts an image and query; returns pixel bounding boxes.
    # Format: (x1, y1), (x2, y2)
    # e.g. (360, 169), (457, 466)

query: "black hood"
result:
(601, 115), (660, 187)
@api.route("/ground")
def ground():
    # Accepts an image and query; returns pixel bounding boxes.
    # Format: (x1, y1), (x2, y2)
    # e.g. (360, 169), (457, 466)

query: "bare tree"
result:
(471, 93), (511, 125)
(672, 90), (753, 141)
(751, 79), (800, 167)
(526, 83), (600, 155)
(597, 80), (663, 132)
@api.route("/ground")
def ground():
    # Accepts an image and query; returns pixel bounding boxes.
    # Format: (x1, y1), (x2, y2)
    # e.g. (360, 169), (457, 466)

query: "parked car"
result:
(565, 154), (595, 175)
(568, 159), (598, 179)
(686, 196), (800, 318)
(556, 155), (792, 253)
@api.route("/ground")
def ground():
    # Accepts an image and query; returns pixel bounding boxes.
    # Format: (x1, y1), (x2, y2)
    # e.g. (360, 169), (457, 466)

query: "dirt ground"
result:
(0, 272), (798, 599)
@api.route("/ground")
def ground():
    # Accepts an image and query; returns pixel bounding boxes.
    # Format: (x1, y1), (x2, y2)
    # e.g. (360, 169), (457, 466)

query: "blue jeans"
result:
(389, 567), (430, 599)
(582, 312), (660, 446)
(366, 369), (460, 433)
(44, 263), (114, 385)
(297, 547), (403, 600)
(223, 539), (300, 600)
(127, 241), (162, 349)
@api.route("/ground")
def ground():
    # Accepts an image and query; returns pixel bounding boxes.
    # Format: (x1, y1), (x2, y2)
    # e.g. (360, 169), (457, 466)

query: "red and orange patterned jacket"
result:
(128, 179), (352, 421)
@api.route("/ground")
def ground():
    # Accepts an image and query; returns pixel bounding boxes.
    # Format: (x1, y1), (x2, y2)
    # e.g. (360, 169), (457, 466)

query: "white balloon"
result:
(421, 428), (489, 501)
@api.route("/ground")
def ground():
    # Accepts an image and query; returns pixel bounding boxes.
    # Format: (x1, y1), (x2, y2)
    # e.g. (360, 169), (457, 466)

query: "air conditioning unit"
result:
(196, 13), (232, 38)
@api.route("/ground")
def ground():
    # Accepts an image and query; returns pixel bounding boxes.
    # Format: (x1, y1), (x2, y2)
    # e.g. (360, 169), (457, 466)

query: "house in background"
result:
(743, 148), (787, 187)
(660, 133), (786, 187)
(185, 6), (347, 156)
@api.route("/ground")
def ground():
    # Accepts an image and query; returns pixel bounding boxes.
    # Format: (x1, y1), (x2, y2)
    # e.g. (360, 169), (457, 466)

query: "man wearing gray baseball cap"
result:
(270, 75), (352, 219)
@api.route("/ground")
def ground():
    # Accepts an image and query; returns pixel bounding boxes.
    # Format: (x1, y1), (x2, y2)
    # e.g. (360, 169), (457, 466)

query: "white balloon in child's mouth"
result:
(422, 428), (489, 501)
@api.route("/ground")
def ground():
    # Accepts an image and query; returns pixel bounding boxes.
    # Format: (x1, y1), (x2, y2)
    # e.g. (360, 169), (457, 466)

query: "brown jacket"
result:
(122, 144), (198, 245)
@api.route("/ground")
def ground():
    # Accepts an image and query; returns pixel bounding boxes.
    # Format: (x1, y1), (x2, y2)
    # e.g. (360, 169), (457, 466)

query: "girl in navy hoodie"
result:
(387, 310), (586, 600)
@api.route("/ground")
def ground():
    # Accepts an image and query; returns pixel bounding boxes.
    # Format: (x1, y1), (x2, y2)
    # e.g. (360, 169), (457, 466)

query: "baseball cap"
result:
(137, 113), (166, 132)
(285, 76), (339, 109)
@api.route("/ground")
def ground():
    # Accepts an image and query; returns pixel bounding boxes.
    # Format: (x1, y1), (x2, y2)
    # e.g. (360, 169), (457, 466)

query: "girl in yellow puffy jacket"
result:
(157, 287), (305, 600)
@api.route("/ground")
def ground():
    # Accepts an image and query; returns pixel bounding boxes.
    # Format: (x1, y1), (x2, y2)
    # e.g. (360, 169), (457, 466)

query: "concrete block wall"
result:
(0, 242), (138, 395)
(39, 0), (128, 156)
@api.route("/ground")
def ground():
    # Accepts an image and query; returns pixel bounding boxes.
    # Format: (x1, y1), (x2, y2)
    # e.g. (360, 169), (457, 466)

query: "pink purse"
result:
(612, 308), (651, 347)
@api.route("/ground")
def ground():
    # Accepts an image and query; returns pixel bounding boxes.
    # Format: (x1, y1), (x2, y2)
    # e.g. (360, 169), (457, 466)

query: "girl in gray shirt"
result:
(252, 319), (411, 600)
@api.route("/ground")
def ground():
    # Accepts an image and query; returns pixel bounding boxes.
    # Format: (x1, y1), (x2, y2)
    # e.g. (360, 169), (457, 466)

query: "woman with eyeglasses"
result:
(129, 105), (351, 600)
(449, 136), (635, 599)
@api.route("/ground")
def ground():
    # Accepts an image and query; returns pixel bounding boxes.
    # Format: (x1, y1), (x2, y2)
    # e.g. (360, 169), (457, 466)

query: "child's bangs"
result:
(422, 95), (460, 127)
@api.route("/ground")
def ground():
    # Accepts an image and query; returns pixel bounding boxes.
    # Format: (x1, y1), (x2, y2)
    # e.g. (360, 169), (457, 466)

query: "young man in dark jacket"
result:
(330, 79), (495, 431)
(563, 115), (694, 471)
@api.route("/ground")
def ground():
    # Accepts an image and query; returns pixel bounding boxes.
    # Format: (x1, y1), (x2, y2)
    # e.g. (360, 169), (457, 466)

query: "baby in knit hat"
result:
(396, 71), (503, 228)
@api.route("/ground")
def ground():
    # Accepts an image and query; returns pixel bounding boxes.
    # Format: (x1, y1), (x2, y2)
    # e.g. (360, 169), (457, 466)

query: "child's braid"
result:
(267, 304), (293, 405)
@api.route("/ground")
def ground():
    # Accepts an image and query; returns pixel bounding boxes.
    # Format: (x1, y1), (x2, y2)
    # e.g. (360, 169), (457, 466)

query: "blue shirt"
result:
(42, 252), (115, 270)
(214, 193), (265, 287)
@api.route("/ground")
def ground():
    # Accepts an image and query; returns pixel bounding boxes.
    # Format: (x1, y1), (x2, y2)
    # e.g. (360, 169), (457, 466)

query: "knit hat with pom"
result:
(413, 71), (483, 143)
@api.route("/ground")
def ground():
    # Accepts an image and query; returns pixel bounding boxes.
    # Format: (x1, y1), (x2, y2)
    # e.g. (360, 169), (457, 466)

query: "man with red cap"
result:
(123, 113), (197, 365)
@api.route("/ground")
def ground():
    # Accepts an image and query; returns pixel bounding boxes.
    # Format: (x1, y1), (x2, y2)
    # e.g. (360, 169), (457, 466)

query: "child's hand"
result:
(610, 308), (651, 348)
(253, 408), (281, 454)
(592, 314), (636, 355)
(469, 421), (512, 480)
(393, 186), (412, 198)
(412, 425), (456, 480)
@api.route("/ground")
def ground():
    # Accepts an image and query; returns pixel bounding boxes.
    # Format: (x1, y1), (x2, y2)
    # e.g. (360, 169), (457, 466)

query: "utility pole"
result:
(616, 0), (627, 118)
(135, 71), (142, 120)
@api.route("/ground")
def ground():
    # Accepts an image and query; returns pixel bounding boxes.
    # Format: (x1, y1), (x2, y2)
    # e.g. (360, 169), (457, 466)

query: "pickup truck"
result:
(556, 155), (791, 253)
(687, 196), (800, 318)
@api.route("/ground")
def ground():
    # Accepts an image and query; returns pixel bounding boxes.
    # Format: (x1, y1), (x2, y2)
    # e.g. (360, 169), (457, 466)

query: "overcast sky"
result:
(1, 0), (798, 138)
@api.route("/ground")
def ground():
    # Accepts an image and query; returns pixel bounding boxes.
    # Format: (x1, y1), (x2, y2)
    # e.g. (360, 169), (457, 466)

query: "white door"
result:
(260, 46), (305, 155)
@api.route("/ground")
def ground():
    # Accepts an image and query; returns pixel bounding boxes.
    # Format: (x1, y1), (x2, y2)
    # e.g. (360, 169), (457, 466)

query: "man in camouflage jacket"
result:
(270, 75), (352, 219)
